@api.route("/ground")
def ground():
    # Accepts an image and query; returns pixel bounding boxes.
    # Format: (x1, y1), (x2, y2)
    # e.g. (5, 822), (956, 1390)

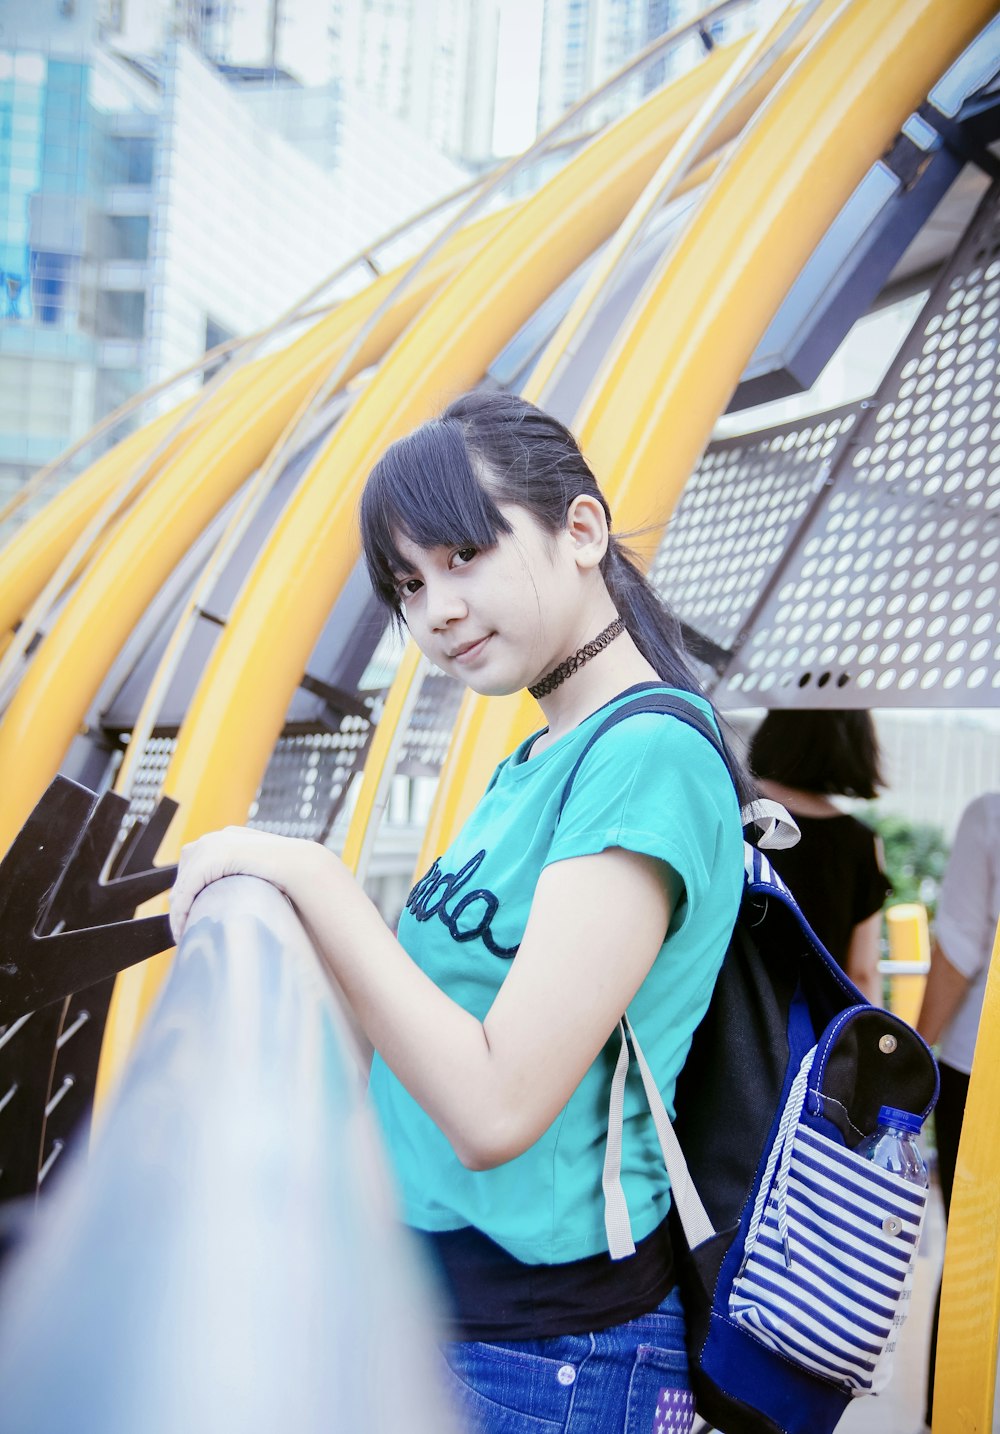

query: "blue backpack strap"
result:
(557, 689), (730, 821)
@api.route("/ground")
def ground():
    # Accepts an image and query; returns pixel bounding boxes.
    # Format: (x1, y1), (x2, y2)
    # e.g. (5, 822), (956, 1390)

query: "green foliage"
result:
(859, 807), (950, 916)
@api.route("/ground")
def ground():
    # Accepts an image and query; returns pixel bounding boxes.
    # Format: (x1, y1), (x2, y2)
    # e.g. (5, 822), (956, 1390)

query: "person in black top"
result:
(749, 710), (892, 1003)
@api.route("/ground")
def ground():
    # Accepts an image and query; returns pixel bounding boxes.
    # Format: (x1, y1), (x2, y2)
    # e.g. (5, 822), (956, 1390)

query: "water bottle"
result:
(855, 1105), (929, 1187)
(855, 1105), (929, 1388)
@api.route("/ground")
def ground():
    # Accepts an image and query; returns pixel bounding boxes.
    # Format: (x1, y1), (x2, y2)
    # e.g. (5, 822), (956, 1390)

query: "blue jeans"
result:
(440, 1287), (693, 1433)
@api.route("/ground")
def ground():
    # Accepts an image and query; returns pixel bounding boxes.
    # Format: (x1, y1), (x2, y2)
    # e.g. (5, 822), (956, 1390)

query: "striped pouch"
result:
(728, 1049), (928, 1395)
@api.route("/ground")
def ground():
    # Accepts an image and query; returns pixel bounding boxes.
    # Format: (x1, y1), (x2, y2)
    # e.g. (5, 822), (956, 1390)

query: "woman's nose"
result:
(426, 578), (467, 630)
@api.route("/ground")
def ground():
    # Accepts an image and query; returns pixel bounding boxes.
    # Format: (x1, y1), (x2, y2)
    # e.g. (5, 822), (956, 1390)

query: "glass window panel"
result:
(44, 144), (75, 172)
(45, 170), (74, 195)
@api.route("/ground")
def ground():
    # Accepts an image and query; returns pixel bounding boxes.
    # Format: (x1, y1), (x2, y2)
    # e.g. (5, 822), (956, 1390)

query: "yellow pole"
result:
(527, 0), (813, 402)
(885, 902), (930, 1025)
(933, 914), (1000, 1432)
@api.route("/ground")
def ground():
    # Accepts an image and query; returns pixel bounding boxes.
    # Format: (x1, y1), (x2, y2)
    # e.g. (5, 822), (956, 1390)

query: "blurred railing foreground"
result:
(0, 876), (461, 1434)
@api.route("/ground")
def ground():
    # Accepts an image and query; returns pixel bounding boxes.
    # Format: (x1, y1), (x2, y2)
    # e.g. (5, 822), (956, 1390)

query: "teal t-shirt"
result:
(368, 683), (743, 1265)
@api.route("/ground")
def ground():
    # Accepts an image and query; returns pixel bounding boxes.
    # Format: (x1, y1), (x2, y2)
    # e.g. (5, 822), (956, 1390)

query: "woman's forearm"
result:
(171, 830), (501, 1163)
(288, 844), (510, 1166)
(844, 911), (883, 1005)
(916, 940), (970, 1048)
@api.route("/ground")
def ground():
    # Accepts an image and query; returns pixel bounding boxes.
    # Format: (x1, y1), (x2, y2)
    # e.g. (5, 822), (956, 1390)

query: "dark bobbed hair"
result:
(360, 389), (756, 807)
(748, 710), (885, 801)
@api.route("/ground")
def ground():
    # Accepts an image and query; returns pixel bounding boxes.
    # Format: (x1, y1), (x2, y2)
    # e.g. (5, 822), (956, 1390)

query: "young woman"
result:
(170, 390), (748, 1433)
(748, 709), (891, 1004)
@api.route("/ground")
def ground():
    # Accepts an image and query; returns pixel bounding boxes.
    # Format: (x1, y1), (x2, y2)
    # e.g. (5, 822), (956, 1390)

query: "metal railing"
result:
(0, 876), (461, 1434)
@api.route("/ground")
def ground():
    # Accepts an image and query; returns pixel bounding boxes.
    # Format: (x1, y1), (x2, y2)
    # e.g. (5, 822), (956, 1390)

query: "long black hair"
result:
(749, 710), (885, 801)
(360, 389), (755, 806)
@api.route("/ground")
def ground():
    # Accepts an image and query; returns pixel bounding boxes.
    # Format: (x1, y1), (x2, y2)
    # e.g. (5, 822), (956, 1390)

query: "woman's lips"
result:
(449, 635), (492, 664)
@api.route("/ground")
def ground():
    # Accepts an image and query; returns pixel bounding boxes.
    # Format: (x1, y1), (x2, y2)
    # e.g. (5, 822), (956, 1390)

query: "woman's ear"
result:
(565, 494), (609, 570)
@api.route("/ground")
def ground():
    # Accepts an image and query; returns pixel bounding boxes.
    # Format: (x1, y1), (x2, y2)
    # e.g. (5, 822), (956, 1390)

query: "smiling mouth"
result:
(448, 635), (492, 662)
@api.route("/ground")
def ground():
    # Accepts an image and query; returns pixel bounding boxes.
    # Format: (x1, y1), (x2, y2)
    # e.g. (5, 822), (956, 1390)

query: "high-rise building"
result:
(0, 0), (468, 504)
(100, 0), (334, 85)
(533, 0), (764, 133)
(330, 0), (501, 165)
(535, 0), (650, 132)
(642, 0), (763, 92)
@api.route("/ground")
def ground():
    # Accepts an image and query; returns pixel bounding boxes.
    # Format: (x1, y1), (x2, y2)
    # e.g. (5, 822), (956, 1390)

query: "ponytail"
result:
(602, 538), (698, 694)
(603, 537), (756, 811)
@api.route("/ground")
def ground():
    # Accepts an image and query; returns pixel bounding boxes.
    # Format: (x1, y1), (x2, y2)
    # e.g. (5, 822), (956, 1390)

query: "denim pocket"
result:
(442, 1338), (578, 1432)
(624, 1341), (693, 1434)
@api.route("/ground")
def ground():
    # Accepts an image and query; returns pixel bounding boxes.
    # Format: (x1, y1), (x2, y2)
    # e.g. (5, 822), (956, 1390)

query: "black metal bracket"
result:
(0, 777), (178, 1023)
(917, 99), (1000, 182)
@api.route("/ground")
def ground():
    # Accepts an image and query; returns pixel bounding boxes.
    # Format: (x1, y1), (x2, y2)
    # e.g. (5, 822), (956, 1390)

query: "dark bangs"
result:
(360, 417), (513, 613)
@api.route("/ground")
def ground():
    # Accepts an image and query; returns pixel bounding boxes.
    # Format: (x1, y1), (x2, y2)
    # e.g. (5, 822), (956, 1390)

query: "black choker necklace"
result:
(528, 617), (625, 699)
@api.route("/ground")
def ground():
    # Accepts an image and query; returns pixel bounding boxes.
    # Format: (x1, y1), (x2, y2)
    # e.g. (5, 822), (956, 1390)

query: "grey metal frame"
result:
(653, 178), (1000, 710)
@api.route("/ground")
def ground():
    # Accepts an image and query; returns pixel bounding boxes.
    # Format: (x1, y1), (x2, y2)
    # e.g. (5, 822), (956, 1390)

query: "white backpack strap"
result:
(602, 1018), (718, 1259)
(741, 1047), (813, 1273)
(602, 1021), (637, 1260)
(624, 1017), (716, 1250)
(741, 798), (800, 850)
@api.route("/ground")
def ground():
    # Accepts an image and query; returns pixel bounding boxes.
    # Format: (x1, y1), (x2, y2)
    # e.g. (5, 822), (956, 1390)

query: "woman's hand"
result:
(170, 826), (325, 944)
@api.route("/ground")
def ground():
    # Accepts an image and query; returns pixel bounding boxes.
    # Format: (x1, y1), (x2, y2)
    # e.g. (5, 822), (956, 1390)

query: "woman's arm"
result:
(171, 830), (672, 1170)
(916, 940), (971, 1048)
(844, 911), (883, 1005)
(916, 796), (992, 1048)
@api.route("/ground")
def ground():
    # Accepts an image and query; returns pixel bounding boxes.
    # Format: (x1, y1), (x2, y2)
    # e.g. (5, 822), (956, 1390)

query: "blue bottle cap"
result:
(877, 1105), (923, 1133)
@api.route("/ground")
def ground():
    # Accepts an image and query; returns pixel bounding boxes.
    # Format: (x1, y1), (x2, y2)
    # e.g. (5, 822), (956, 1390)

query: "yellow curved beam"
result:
(933, 915), (1000, 1432)
(527, 0), (810, 402)
(0, 398), (199, 640)
(1, 206), (505, 690)
(343, 7), (833, 874)
(339, 642), (426, 878)
(416, 0), (996, 865)
(0, 215), (497, 855)
(157, 38), (748, 835)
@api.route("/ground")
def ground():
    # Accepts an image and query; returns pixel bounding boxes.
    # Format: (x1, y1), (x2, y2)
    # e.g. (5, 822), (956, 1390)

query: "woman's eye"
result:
(396, 577), (423, 601)
(452, 546), (477, 567)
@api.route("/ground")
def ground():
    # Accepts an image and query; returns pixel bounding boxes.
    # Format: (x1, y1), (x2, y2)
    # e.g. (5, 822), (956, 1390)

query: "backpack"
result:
(561, 689), (939, 1434)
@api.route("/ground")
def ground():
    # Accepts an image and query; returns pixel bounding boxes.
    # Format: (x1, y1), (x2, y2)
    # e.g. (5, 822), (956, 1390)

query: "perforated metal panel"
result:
(660, 178), (1000, 709)
(248, 719), (373, 838)
(123, 736), (176, 827)
(649, 408), (859, 651)
(396, 668), (465, 778)
(124, 710), (375, 842)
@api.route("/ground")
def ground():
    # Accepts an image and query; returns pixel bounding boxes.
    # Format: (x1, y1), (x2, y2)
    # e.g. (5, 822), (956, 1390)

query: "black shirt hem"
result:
(421, 1215), (676, 1341)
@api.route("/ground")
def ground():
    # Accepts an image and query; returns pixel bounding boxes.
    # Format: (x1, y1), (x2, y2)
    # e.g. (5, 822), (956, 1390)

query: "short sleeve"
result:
(936, 796), (996, 980)
(544, 713), (739, 916)
(851, 828), (892, 925)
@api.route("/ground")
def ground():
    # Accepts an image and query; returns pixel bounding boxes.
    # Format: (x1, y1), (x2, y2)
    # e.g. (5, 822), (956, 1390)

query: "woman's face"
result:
(390, 505), (587, 696)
